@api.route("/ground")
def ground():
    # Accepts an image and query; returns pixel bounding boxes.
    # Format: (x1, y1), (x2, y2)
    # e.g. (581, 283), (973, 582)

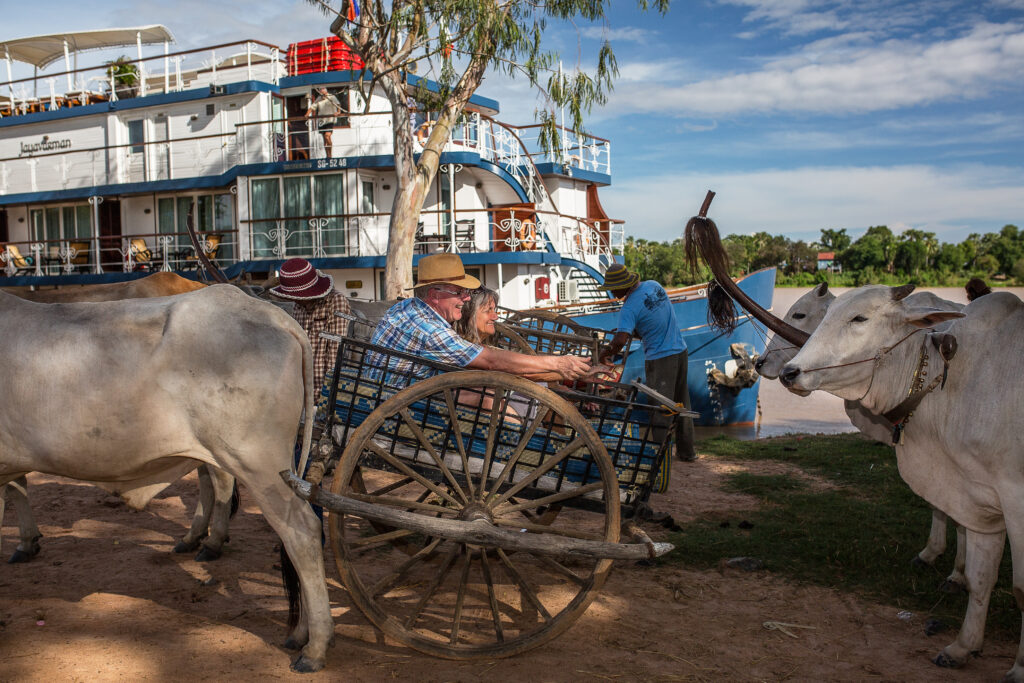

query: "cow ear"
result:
(891, 284), (916, 301)
(903, 307), (965, 329)
(814, 281), (829, 297)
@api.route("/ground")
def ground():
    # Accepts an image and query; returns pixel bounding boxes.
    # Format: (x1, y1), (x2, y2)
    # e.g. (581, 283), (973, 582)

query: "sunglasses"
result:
(434, 285), (471, 299)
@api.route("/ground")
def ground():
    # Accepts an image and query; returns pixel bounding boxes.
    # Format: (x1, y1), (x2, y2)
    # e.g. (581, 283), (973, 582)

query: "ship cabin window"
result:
(439, 174), (452, 233)
(127, 120), (145, 154)
(0, 209), (8, 243)
(156, 194), (234, 259)
(249, 173), (346, 260)
(29, 204), (92, 244)
(29, 204), (92, 269)
(360, 179), (374, 214)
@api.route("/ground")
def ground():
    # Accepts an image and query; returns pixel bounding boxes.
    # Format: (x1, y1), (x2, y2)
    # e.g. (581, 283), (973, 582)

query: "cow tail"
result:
(280, 544), (301, 632)
(229, 481), (241, 518)
(294, 328), (315, 478)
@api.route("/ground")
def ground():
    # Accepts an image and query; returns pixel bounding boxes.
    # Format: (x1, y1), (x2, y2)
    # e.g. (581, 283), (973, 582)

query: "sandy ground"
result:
(1, 451), (1019, 682)
(2, 285), (1021, 681)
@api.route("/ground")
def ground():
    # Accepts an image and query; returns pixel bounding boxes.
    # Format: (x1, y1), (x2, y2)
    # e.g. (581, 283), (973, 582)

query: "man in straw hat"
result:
(598, 263), (695, 461)
(369, 253), (592, 383)
(270, 257), (351, 387)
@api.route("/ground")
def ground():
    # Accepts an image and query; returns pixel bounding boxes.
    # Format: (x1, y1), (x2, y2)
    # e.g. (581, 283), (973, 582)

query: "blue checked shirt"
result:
(367, 297), (482, 386)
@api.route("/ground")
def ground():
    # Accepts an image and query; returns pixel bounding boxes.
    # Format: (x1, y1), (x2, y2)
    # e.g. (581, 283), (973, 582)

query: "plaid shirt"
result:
(288, 289), (351, 387)
(367, 297), (482, 385)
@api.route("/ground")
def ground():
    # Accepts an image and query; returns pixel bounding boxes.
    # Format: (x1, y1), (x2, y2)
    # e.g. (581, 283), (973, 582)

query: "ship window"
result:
(440, 174), (452, 232)
(248, 174), (346, 259)
(361, 180), (374, 213)
(127, 119), (145, 154)
(157, 193), (235, 258)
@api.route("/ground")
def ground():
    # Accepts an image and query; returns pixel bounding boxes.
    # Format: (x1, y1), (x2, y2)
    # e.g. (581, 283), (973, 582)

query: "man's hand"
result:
(549, 354), (592, 381)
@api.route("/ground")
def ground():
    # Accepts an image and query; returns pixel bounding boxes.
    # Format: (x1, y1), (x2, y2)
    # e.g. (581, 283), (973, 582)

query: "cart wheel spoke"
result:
(368, 475), (416, 497)
(476, 386), (509, 494)
(449, 550), (473, 643)
(494, 481), (605, 517)
(495, 548), (552, 623)
(526, 551), (589, 587)
(479, 548), (505, 643)
(404, 543), (462, 629)
(479, 410), (548, 499)
(442, 388), (476, 500)
(398, 407), (470, 505)
(364, 440), (461, 507)
(486, 437), (586, 510)
(369, 537), (443, 598)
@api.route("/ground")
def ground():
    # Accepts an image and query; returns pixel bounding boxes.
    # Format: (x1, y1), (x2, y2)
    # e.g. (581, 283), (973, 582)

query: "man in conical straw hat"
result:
(597, 263), (695, 461)
(370, 253), (592, 382)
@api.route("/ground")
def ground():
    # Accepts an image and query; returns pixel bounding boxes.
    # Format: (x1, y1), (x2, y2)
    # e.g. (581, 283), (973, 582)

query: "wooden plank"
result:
(282, 471), (673, 560)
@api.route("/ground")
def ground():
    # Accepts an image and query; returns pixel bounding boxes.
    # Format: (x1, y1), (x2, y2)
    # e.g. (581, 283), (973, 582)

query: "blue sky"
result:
(4, 0), (1023, 245)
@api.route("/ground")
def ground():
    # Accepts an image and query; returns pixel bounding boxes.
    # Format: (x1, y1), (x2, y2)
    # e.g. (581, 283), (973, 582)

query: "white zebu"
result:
(756, 282), (966, 588)
(0, 286), (331, 672)
(780, 284), (1024, 679)
(2, 272), (236, 563)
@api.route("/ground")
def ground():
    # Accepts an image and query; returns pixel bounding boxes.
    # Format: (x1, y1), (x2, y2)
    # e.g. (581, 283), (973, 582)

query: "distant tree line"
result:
(623, 224), (1024, 287)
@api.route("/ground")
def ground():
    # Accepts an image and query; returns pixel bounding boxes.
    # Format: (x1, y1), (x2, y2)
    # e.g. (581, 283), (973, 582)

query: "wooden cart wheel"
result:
(507, 309), (588, 337)
(493, 322), (537, 355)
(327, 371), (619, 659)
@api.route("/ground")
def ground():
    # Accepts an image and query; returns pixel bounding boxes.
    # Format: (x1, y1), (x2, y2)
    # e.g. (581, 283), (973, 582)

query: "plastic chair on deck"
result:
(3, 245), (35, 275)
(129, 238), (154, 271)
(180, 234), (222, 270)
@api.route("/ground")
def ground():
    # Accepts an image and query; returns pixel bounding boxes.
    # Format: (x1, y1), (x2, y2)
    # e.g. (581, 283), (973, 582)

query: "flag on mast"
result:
(345, 0), (360, 22)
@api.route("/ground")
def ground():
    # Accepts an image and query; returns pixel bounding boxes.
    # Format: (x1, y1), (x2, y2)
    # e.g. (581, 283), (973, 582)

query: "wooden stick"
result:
(283, 471), (674, 560)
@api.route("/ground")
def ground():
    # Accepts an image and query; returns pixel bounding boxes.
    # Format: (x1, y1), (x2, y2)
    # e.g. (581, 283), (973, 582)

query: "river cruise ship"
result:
(0, 25), (618, 306)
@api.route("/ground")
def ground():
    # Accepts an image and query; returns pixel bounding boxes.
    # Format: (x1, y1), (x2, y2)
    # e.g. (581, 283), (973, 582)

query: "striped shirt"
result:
(287, 289), (351, 387)
(367, 297), (482, 385)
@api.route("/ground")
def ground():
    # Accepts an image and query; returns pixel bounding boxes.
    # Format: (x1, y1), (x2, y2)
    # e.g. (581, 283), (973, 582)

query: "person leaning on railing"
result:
(368, 253), (594, 386)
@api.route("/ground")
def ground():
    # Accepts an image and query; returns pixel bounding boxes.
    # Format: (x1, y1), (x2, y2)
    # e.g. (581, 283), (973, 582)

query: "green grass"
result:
(664, 434), (1018, 636)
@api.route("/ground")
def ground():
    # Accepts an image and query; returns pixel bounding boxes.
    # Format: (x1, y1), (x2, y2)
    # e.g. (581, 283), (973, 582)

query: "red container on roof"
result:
(286, 37), (364, 76)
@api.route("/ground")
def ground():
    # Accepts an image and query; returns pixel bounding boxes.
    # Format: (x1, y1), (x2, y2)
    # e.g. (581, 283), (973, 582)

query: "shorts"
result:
(317, 120), (335, 133)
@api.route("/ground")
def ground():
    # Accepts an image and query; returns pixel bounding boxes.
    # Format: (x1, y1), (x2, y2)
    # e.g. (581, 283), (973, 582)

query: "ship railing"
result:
(480, 120), (610, 177)
(0, 230), (238, 277)
(1, 39), (282, 118)
(245, 213), (373, 261)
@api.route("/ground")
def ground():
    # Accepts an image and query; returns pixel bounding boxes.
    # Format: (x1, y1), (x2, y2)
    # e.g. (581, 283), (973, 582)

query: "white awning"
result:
(0, 25), (175, 69)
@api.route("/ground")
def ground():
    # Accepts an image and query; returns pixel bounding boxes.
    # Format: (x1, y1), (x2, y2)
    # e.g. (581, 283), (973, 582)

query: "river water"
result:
(695, 285), (1024, 441)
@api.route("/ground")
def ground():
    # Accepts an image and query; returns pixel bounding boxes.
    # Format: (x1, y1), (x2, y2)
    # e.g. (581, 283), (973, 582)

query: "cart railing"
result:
(315, 337), (684, 507)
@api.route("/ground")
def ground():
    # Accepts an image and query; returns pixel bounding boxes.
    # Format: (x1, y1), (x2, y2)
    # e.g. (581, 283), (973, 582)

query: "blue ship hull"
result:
(568, 268), (776, 426)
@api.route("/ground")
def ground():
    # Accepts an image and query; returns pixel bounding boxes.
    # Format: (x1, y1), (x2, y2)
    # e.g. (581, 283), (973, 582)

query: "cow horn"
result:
(683, 191), (810, 347)
(891, 284), (916, 301)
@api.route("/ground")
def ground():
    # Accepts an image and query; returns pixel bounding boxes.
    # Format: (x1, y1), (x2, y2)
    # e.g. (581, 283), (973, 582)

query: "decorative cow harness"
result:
(795, 329), (959, 445)
(883, 333), (958, 445)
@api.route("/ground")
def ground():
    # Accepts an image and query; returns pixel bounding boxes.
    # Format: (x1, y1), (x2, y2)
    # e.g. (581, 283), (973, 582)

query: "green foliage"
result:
(104, 56), (139, 99)
(625, 222), (1024, 287)
(665, 435), (1018, 636)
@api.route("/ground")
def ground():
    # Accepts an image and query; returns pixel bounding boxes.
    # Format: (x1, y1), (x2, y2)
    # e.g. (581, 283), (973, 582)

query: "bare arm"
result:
(467, 346), (591, 381)
(598, 331), (631, 365)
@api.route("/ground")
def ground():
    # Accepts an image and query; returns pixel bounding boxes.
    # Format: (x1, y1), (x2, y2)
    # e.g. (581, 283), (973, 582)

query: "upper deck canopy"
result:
(1, 25), (175, 68)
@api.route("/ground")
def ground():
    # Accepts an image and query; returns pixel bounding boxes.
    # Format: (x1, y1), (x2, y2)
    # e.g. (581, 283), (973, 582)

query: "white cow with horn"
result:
(779, 284), (1024, 679)
(0, 285), (332, 672)
(755, 282), (967, 590)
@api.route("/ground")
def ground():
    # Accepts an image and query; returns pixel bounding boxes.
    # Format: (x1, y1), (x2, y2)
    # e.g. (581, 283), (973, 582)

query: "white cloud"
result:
(604, 22), (1024, 115)
(580, 26), (657, 43)
(602, 164), (1024, 243)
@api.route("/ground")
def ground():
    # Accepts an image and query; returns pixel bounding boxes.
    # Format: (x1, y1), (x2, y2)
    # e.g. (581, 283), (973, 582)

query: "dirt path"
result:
(0, 451), (1016, 682)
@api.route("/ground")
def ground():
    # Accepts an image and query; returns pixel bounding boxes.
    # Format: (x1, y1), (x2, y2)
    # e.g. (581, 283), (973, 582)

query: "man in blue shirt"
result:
(598, 263), (695, 461)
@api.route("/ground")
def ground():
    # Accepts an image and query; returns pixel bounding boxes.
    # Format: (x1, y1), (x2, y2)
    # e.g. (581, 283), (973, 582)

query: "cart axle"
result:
(281, 472), (674, 561)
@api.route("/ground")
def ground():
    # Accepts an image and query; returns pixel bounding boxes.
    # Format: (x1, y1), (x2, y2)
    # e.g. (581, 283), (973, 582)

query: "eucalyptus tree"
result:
(307, 0), (668, 297)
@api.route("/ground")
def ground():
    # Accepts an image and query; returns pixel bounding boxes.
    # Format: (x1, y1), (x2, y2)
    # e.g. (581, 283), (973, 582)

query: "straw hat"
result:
(270, 258), (334, 300)
(599, 263), (639, 291)
(412, 253), (481, 290)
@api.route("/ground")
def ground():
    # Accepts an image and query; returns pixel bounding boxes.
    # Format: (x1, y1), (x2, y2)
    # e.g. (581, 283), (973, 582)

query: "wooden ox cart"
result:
(283, 323), (691, 659)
